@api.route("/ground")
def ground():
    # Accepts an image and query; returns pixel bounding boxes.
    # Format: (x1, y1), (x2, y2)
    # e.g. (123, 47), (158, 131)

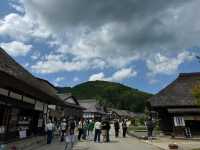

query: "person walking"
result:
(146, 117), (154, 142)
(60, 118), (67, 142)
(101, 119), (107, 142)
(94, 120), (101, 143)
(122, 119), (127, 138)
(46, 119), (54, 144)
(114, 119), (120, 138)
(101, 118), (110, 142)
(65, 118), (76, 150)
(83, 120), (87, 140)
(78, 118), (85, 141)
(88, 120), (94, 140)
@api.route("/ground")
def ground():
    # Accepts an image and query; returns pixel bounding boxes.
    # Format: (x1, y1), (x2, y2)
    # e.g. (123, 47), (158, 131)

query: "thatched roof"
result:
(110, 108), (130, 117)
(149, 72), (200, 107)
(0, 48), (64, 105)
(79, 99), (105, 114)
(57, 93), (85, 110)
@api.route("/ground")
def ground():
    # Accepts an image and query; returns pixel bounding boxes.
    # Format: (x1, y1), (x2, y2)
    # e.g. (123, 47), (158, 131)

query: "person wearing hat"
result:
(60, 118), (67, 142)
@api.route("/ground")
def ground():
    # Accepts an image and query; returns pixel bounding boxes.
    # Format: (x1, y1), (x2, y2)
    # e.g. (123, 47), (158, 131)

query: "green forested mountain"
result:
(56, 81), (153, 112)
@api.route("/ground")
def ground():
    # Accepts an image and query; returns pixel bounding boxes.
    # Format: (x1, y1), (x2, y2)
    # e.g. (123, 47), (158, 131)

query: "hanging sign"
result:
(35, 101), (44, 111)
(19, 130), (27, 139)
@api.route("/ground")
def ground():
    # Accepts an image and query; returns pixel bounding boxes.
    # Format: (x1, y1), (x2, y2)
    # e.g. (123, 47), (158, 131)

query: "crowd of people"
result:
(77, 118), (128, 143)
(44, 116), (156, 150)
(45, 117), (129, 149)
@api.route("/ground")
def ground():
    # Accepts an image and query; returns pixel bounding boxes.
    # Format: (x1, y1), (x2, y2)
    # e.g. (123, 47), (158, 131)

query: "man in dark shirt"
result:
(101, 118), (110, 142)
(114, 119), (120, 137)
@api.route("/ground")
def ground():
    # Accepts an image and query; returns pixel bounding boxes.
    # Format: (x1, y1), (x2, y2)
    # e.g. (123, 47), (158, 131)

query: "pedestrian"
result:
(88, 120), (95, 140)
(122, 119), (127, 138)
(114, 119), (120, 138)
(101, 119), (107, 142)
(101, 118), (110, 142)
(94, 119), (101, 143)
(60, 118), (67, 142)
(45, 119), (54, 144)
(83, 120), (87, 140)
(65, 117), (76, 150)
(146, 117), (154, 142)
(77, 118), (85, 141)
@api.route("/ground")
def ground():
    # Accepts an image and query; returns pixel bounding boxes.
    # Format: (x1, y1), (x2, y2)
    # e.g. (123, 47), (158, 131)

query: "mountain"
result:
(56, 81), (153, 112)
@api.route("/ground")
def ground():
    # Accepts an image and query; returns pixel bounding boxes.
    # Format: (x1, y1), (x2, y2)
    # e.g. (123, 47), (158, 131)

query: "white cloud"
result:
(0, 0), (198, 75)
(146, 51), (194, 76)
(0, 41), (32, 56)
(89, 73), (105, 81)
(0, 13), (51, 41)
(73, 77), (80, 82)
(55, 77), (64, 82)
(31, 53), (91, 73)
(89, 68), (137, 82)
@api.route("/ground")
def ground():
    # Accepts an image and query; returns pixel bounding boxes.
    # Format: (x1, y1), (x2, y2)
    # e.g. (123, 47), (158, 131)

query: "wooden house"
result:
(57, 93), (84, 120)
(108, 108), (131, 120)
(0, 48), (68, 143)
(148, 72), (200, 137)
(79, 99), (106, 121)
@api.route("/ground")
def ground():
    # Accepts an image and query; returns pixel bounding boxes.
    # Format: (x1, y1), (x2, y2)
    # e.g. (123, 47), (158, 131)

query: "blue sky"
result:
(0, 0), (200, 94)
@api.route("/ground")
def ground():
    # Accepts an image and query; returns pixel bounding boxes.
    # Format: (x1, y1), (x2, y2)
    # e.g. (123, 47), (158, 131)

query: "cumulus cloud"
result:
(0, 41), (32, 56)
(89, 68), (137, 82)
(0, 13), (51, 41)
(0, 0), (199, 76)
(146, 51), (194, 76)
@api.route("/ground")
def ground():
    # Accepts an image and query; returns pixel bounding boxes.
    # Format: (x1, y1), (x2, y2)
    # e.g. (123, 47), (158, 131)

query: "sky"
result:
(0, 0), (200, 94)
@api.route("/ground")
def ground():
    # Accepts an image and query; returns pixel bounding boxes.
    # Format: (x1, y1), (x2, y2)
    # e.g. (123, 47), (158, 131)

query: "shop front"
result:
(0, 90), (48, 143)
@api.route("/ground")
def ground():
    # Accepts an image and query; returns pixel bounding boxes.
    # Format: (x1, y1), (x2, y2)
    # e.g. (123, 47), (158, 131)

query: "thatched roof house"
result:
(149, 72), (200, 108)
(79, 99), (106, 120)
(149, 72), (200, 136)
(0, 48), (64, 105)
(57, 93), (85, 119)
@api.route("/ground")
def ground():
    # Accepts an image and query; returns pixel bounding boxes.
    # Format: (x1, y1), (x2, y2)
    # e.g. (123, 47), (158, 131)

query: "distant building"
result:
(149, 73), (200, 137)
(79, 99), (106, 120)
(57, 93), (84, 120)
(108, 108), (142, 120)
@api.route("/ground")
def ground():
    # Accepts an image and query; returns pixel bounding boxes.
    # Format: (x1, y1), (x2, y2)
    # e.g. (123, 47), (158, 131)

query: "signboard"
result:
(10, 92), (22, 100)
(48, 105), (56, 110)
(19, 130), (27, 139)
(43, 104), (48, 114)
(0, 126), (5, 134)
(35, 101), (44, 111)
(0, 88), (8, 96)
(23, 96), (35, 104)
